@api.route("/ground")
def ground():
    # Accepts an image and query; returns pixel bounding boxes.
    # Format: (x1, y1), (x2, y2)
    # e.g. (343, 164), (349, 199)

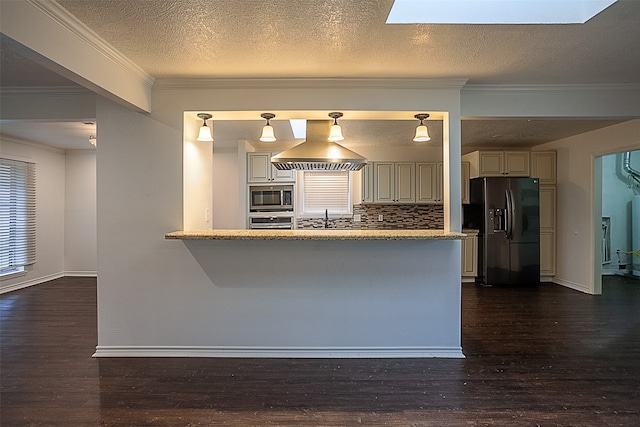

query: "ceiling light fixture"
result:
(327, 112), (344, 142)
(196, 113), (214, 142)
(89, 135), (97, 147)
(413, 113), (431, 142)
(259, 113), (276, 142)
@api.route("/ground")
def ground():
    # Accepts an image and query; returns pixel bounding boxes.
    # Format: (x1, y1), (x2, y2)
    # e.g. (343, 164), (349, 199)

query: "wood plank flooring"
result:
(1, 276), (639, 426)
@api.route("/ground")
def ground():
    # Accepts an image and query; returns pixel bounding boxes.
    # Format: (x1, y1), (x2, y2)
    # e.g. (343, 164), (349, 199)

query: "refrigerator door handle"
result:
(505, 189), (515, 240)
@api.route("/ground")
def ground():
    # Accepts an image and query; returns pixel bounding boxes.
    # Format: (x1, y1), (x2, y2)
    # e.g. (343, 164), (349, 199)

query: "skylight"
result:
(386, 0), (618, 24)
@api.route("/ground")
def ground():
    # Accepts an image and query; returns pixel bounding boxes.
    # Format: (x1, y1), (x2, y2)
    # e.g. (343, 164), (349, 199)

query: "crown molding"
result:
(153, 78), (470, 90)
(463, 83), (640, 93)
(27, 0), (154, 88)
(0, 86), (94, 96)
(0, 134), (67, 155)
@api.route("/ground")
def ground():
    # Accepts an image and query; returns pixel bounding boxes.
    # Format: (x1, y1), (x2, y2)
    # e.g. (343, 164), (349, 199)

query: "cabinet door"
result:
(540, 231), (556, 276)
(462, 235), (478, 277)
(461, 161), (470, 204)
(271, 166), (295, 182)
(374, 162), (395, 203)
(539, 186), (556, 231)
(531, 151), (557, 184)
(416, 162), (438, 203)
(361, 163), (374, 203)
(504, 151), (530, 176)
(247, 153), (271, 182)
(478, 152), (504, 176)
(395, 162), (416, 203)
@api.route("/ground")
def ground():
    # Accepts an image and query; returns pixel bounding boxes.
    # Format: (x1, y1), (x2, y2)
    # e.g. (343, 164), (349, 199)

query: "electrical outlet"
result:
(378, 214), (383, 221)
(353, 214), (361, 222)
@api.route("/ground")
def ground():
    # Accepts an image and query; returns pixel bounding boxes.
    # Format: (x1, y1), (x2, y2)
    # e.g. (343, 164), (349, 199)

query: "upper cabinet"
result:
(461, 161), (471, 204)
(463, 151), (530, 178)
(530, 151), (557, 185)
(247, 152), (295, 183)
(361, 163), (374, 203)
(362, 161), (470, 205)
(374, 162), (415, 204)
(416, 162), (439, 203)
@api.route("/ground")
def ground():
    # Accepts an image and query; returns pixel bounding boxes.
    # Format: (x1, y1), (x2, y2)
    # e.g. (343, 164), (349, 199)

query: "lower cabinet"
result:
(462, 233), (478, 280)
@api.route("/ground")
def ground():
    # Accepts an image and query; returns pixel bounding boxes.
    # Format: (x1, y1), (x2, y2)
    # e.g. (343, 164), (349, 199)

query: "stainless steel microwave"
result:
(249, 185), (294, 212)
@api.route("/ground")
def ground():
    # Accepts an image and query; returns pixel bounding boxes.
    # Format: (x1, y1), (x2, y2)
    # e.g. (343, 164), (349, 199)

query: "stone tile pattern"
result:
(296, 204), (444, 229)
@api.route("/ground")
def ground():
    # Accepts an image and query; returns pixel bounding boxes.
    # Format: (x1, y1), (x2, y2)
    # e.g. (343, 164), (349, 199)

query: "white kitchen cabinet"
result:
(416, 162), (439, 203)
(365, 161), (468, 205)
(463, 150), (530, 178)
(531, 151), (557, 185)
(540, 230), (556, 277)
(247, 152), (295, 183)
(539, 185), (556, 278)
(539, 186), (556, 231)
(461, 161), (471, 204)
(462, 233), (478, 280)
(373, 162), (415, 203)
(361, 162), (374, 203)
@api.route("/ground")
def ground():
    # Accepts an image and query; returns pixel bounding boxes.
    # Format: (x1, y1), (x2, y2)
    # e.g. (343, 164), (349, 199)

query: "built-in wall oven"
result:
(248, 216), (295, 229)
(249, 184), (294, 212)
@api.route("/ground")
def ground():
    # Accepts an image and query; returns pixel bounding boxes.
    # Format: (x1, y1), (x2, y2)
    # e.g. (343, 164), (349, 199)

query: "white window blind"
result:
(0, 158), (36, 274)
(302, 171), (350, 214)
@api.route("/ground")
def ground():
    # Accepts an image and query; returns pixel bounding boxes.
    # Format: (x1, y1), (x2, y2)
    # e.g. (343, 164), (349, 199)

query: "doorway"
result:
(600, 149), (640, 284)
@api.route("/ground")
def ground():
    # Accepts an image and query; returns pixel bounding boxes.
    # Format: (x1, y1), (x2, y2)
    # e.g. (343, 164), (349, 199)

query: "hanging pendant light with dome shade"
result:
(259, 113), (277, 142)
(413, 113), (431, 142)
(196, 113), (214, 142)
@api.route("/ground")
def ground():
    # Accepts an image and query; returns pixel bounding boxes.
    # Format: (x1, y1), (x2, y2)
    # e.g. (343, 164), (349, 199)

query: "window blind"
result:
(302, 171), (350, 214)
(0, 158), (36, 272)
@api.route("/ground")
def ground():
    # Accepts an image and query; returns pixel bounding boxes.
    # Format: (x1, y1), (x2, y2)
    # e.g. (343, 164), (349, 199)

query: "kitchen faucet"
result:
(325, 209), (329, 229)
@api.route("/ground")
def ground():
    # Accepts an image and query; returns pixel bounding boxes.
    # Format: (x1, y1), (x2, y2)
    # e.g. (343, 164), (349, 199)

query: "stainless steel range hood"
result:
(270, 120), (367, 171)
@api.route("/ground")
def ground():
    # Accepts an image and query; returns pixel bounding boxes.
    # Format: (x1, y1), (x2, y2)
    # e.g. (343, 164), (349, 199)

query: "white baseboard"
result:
(65, 271), (97, 277)
(0, 271), (97, 294)
(553, 277), (591, 294)
(93, 345), (465, 359)
(0, 272), (65, 294)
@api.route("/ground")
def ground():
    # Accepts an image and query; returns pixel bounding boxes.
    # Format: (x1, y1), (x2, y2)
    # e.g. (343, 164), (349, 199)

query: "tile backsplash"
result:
(297, 204), (444, 229)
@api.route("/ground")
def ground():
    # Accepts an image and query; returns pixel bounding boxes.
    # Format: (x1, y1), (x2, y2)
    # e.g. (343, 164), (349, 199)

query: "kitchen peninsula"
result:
(163, 228), (467, 358)
(166, 228), (466, 240)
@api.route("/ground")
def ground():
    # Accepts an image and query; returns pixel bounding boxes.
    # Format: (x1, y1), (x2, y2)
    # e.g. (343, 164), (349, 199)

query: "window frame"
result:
(0, 156), (36, 279)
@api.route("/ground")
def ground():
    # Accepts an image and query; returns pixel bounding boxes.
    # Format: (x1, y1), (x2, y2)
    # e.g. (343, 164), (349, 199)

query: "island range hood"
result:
(270, 120), (367, 171)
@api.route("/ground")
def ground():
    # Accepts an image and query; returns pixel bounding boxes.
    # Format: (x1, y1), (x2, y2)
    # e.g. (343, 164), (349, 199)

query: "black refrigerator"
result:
(464, 177), (540, 285)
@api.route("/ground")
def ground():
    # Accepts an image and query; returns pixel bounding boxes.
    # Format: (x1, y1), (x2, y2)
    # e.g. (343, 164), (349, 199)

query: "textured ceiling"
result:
(0, 0), (638, 149)
(55, 0), (640, 84)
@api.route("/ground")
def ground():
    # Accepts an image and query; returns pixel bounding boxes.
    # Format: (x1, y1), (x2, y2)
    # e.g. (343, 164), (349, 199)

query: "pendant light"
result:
(413, 113), (431, 142)
(259, 113), (276, 142)
(196, 113), (214, 142)
(327, 112), (344, 142)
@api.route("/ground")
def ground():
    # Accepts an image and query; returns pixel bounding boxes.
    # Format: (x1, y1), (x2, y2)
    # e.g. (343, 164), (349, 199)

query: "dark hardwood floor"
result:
(2, 276), (639, 426)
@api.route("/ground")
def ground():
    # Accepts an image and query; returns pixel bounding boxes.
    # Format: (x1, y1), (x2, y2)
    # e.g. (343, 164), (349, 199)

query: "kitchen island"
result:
(145, 228), (468, 359)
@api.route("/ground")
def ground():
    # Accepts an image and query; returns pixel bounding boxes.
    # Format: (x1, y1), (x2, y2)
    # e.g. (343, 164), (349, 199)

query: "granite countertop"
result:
(165, 229), (468, 241)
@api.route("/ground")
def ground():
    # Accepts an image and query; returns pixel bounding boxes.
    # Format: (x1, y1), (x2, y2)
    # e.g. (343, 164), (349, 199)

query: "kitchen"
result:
(160, 95), (555, 358)
(158, 99), (470, 359)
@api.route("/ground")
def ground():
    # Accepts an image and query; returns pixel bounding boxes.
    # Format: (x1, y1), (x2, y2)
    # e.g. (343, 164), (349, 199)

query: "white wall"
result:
(1, 138), (66, 292)
(65, 150), (97, 274)
(536, 120), (640, 294)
